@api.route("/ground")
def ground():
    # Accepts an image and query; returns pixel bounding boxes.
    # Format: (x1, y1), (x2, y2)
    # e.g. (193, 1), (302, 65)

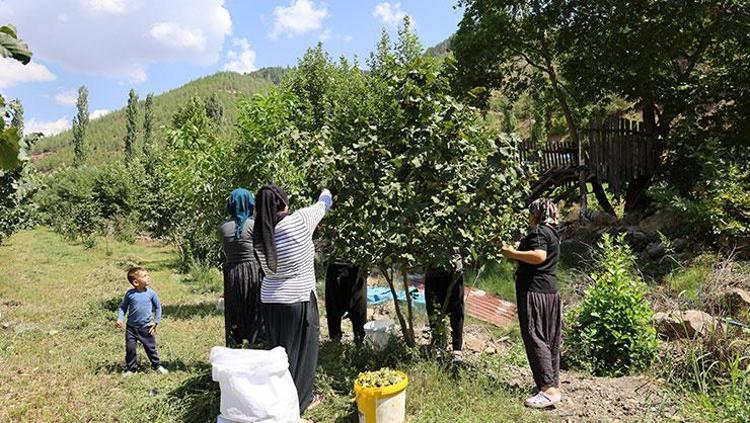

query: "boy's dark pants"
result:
(125, 325), (161, 371)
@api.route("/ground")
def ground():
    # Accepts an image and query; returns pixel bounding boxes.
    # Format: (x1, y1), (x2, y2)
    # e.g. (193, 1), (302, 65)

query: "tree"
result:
(9, 99), (23, 134)
(142, 93), (154, 158)
(204, 93), (225, 128)
(0, 24), (32, 171)
(559, 0), (750, 213)
(72, 86), (89, 167)
(323, 23), (528, 346)
(452, 0), (591, 214)
(124, 88), (139, 161)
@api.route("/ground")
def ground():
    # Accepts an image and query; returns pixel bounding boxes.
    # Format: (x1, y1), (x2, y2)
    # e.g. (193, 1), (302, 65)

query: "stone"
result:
(640, 210), (681, 236)
(723, 288), (750, 315)
(645, 241), (665, 258)
(590, 211), (617, 226)
(652, 310), (721, 340)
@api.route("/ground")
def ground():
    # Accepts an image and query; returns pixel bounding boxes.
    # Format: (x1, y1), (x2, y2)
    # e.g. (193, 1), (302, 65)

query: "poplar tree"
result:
(72, 86), (89, 167)
(142, 93), (154, 158)
(124, 88), (139, 161)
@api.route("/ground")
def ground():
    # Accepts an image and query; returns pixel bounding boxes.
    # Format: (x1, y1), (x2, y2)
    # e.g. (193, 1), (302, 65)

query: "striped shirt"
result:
(258, 190), (332, 304)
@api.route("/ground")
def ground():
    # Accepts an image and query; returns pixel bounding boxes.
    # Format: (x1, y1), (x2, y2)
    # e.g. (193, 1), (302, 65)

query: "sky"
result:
(0, 0), (463, 136)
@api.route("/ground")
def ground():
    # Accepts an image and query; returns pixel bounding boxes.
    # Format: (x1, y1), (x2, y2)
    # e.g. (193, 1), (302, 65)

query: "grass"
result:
(0, 228), (548, 422)
(665, 264), (710, 305)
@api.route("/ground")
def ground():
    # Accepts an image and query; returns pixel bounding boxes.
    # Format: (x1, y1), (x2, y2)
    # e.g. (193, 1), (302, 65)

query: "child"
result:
(115, 267), (168, 376)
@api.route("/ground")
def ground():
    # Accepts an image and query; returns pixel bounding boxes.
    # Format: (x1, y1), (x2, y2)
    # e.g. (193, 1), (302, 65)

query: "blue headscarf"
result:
(227, 188), (255, 240)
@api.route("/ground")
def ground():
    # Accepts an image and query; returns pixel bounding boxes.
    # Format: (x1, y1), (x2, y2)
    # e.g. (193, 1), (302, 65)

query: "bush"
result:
(36, 163), (141, 245)
(564, 234), (659, 376)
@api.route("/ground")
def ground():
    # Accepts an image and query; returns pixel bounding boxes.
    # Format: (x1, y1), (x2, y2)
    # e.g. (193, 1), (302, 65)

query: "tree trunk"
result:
(537, 28), (587, 217)
(381, 266), (415, 347)
(592, 179), (616, 216)
(401, 268), (414, 341)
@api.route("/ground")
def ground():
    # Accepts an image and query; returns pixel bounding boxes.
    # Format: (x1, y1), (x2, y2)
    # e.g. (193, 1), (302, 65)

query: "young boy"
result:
(116, 267), (168, 376)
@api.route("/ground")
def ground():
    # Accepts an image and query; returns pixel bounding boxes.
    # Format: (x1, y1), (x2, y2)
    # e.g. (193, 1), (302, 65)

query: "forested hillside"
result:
(31, 69), (284, 171)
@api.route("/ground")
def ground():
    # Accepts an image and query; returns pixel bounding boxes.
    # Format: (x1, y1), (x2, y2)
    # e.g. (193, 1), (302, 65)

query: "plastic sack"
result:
(210, 346), (300, 423)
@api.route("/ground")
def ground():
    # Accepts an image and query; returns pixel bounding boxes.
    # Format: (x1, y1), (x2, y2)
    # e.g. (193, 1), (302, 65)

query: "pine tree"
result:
(72, 86), (89, 167)
(142, 93), (154, 158)
(124, 88), (139, 161)
(9, 99), (23, 135)
(205, 93), (225, 127)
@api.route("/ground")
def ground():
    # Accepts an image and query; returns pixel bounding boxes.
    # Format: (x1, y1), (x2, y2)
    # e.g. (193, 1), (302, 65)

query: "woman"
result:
(501, 198), (562, 409)
(219, 188), (265, 348)
(253, 185), (332, 413)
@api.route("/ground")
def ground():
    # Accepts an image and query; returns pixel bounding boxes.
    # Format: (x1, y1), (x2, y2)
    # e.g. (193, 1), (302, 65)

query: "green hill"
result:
(31, 69), (284, 171)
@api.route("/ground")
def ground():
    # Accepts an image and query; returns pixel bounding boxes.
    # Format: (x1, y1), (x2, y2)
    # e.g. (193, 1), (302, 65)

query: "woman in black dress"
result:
(219, 188), (265, 348)
(501, 198), (562, 408)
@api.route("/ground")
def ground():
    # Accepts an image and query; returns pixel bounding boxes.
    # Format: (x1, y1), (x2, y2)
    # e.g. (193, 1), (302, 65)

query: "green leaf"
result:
(0, 127), (23, 171)
(0, 25), (32, 65)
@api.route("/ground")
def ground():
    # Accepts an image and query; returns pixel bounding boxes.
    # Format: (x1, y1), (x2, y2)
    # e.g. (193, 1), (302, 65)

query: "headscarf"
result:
(253, 184), (289, 272)
(529, 198), (559, 227)
(226, 188), (255, 240)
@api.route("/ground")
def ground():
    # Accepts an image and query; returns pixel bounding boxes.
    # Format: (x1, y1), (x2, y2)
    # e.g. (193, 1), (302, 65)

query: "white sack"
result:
(210, 346), (300, 423)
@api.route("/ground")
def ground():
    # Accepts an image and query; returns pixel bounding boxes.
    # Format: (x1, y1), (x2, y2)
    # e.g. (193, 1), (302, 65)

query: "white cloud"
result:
(0, 0), (232, 83)
(149, 22), (206, 51)
(26, 117), (70, 136)
(319, 28), (332, 42)
(0, 58), (57, 89)
(373, 2), (408, 27)
(223, 37), (256, 74)
(91, 109), (111, 119)
(54, 89), (78, 106)
(83, 0), (126, 14)
(270, 0), (328, 39)
(344, 35), (353, 43)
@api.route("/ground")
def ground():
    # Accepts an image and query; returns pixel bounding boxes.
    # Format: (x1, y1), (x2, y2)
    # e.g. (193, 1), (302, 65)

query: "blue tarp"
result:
(396, 287), (426, 306)
(367, 287), (394, 305)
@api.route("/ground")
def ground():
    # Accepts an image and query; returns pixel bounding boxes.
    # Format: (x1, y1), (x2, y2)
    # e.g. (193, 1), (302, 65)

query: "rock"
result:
(645, 241), (665, 258)
(590, 211), (617, 226)
(640, 210), (681, 236)
(723, 288), (750, 315)
(671, 238), (689, 251)
(626, 226), (650, 247)
(652, 310), (721, 340)
(483, 346), (497, 354)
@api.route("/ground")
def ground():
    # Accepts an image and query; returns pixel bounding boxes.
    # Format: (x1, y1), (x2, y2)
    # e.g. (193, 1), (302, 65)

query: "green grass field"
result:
(0, 229), (544, 422)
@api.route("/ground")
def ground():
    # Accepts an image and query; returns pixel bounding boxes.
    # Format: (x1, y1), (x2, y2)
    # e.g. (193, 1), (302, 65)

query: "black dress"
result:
(219, 219), (265, 348)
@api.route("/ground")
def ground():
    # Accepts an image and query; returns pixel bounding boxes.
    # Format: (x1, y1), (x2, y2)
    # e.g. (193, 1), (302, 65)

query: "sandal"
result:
(524, 391), (560, 409)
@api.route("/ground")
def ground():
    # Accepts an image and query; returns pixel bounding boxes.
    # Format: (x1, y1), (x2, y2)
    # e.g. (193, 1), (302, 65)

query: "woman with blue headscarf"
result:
(219, 188), (265, 348)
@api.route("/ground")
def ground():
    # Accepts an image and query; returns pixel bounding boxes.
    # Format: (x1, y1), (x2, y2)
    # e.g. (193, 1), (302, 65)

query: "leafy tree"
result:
(560, 0), (750, 212)
(452, 0), (589, 211)
(323, 23), (528, 346)
(124, 88), (139, 161)
(10, 99), (23, 134)
(205, 93), (225, 128)
(142, 93), (154, 158)
(0, 24), (31, 171)
(72, 86), (89, 167)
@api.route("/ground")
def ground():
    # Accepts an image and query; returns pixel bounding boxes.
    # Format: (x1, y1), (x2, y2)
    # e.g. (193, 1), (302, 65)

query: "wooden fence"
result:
(519, 116), (658, 197)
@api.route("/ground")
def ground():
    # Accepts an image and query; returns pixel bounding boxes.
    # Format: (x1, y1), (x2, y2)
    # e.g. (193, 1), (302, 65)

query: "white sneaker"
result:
(122, 370), (136, 378)
(155, 366), (169, 375)
(524, 391), (560, 409)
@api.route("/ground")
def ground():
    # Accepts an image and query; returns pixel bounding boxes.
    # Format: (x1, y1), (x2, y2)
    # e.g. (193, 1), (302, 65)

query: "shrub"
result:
(564, 234), (659, 376)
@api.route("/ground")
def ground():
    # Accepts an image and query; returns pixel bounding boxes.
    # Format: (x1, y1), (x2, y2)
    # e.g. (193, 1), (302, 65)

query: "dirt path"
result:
(329, 303), (682, 422)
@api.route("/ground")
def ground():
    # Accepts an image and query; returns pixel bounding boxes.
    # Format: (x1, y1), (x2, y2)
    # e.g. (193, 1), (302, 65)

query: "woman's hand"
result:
(501, 245), (517, 258)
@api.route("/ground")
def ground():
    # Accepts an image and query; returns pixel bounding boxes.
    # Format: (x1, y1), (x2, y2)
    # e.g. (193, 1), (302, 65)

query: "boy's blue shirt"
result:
(117, 287), (162, 328)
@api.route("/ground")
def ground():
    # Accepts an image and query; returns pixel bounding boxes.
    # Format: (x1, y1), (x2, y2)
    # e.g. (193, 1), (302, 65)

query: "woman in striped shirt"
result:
(253, 185), (332, 413)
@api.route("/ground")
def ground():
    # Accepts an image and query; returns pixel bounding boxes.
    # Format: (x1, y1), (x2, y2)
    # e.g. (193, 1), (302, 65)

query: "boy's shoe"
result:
(122, 370), (136, 378)
(155, 366), (169, 374)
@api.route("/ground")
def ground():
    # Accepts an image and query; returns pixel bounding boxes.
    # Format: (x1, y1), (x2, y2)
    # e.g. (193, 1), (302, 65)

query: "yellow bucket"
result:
(354, 371), (409, 423)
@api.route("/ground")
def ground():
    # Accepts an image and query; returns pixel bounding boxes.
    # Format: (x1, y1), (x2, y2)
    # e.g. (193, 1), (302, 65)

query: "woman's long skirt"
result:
(264, 291), (320, 413)
(223, 259), (265, 348)
(517, 291), (562, 390)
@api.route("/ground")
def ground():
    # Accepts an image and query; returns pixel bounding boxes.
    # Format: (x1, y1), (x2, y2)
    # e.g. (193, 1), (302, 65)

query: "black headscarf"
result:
(253, 184), (289, 272)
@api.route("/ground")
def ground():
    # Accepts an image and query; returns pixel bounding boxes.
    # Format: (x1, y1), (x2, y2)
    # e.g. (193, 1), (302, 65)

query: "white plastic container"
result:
(216, 297), (225, 312)
(363, 318), (395, 351)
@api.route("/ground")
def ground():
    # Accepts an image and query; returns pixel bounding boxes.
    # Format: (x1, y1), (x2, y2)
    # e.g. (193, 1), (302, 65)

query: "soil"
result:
(321, 301), (682, 422)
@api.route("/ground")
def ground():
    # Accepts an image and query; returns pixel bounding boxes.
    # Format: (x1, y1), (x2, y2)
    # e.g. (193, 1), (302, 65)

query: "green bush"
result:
(564, 234), (659, 376)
